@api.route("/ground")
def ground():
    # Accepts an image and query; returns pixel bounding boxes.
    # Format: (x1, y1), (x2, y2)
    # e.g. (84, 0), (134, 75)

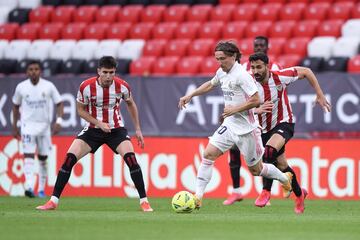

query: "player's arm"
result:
(124, 95), (144, 149)
(12, 104), (20, 139)
(76, 102), (110, 133)
(222, 92), (260, 119)
(52, 102), (64, 135)
(178, 80), (214, 109)
(295, 66), (331, 112)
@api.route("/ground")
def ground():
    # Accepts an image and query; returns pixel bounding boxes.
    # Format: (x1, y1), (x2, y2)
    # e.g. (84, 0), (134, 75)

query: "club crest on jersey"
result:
(276, 84), (283, 91)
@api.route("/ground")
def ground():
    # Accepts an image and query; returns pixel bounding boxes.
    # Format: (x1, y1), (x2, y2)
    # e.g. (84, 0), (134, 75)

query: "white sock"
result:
(50, 196), (59, 204)
(195, 158), (214, 199)
(38, 160), (47, 192)
(140, 197), (148, 204)
(24, 157), (35, 191)
(260, 163), (288, 184)
(232, 187), (241, 194)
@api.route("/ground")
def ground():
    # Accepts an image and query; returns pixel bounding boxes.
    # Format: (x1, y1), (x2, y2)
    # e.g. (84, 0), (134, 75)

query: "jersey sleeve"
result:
(12, 84), (22, 105)
(76, 82), (89, 105)
(121, 80), (131, 100)
(50, 83), (62, 104)
(210, 68), (222, 86)
(239, 71), (258, 97)
(274, 67), (299, 85)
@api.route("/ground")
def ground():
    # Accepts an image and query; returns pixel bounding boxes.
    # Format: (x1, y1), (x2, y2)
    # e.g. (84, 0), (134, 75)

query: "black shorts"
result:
(261, 122), (295, 155)
(76, 127), (131, 154)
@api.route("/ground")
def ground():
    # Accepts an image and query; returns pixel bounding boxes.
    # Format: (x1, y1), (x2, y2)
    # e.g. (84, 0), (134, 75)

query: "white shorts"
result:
(209, 125), (264, 167)
(21, 132), (52, 156)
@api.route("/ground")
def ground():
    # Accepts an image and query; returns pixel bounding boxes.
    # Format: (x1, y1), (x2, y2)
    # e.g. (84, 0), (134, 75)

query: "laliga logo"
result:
(180, 143), (221, 193)
(0, 139), (25, 196)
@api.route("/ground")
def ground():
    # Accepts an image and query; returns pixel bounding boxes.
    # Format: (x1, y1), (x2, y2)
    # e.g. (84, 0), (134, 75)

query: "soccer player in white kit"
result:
(178, 41), (292, 209)
(12, 60), (64, 198)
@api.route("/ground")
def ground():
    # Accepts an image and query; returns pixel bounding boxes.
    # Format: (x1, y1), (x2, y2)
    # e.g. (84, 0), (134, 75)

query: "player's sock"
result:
(140, 197), (148, 204)
(24, 157), (35, 191)
(195, 158), (214, 199)
(260, 163), (288, 184)
(50, 196), (59, 204)
(262, 177), (273, 192)
(124, 152), (147, 199)
(283, 166), (302, 197)
(232, 187), (241, 194)
(52, 153), (77, 198)
(38, 160), (47, 192)
(229, 148), (241, 189)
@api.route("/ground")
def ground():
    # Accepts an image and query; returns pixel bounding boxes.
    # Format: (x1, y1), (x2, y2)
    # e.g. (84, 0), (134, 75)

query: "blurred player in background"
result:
(36, 56), (153, 212)
(12, 60), (63, 198)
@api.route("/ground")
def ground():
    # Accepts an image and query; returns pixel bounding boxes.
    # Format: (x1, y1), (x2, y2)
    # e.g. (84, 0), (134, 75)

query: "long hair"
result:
(215, 41), (242, 63)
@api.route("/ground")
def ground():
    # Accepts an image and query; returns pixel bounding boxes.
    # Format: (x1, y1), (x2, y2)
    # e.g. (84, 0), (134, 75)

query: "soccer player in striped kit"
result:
(37, 56), (153, 212)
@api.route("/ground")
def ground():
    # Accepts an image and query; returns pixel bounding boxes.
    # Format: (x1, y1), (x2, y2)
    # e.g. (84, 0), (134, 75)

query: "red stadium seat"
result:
(188, 39), (215, 57)
(328, 2), (354, 20)
(152, 56), (179, 75)
(223, 21), (248, 40)
(317, 20), (344, 37)
(233, 4), (257, 22)
(141, 5), (166, 24)
(95, 6), (120, 23)
(129, 23), (154, 40)
(175, 22), (200, 40)
(219, 0), (240, 3)
(0, 23), (19, 40)
(106, 23), (131, 40)
(256, 3), (281, 21)
(164, 39), (191, 57)
(265, 0), (287, 3)
(210, 4), (235, 23)
(238, 38), (253, 55)
(84, 23), (109, 40)
(118, 5), (144, 24)
(304, 2), (330, 21)
(293, 20), (320, 38)
(152, 22), (177, 40)
(243, 0), (263, 3)
(38, 23), (63, 40)
(74, 6), (98, 23)
(268, 38), (286, 57)
(163, 5), (189, 23)
(352, 3), (360, 18)
(130, 56), (155, 76)
(142, 39), (167, 57)
(280, 3), (306, 21)
(61, 23), (86, 40)
(177, 57), (203, 75)
(245, 21), (272, 38)
(198, 21), (224, 40)
(276, 54), (302, 68)
(200, 56), (218, 75)
(283, 37), (310, 57)
(269, 21), (295, 39)
(51, 6), (75, 24)
(187, 4), (212, 22)
(16, 23), (41, 40)
(347, 55), (360, 73)
(29, 6), (54, 24)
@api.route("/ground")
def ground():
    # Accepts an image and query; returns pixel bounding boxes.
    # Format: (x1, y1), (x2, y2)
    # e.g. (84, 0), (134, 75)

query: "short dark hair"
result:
(215, 41), (242, 63)
(26, 59), (42, 70)
(249, 52), (269, 64)
(254, 36), (269, 46)
(98, 56), (117, 69)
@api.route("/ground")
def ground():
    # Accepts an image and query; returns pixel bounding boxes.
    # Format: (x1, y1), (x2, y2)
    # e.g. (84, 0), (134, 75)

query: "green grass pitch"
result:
(0, 196), (359, 240)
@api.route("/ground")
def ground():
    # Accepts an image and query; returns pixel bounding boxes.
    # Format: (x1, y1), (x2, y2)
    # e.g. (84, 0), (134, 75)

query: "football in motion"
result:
(171, 191), (196, 213)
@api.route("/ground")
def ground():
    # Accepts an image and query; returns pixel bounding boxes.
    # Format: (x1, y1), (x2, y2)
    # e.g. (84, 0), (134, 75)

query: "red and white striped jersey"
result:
(76, 76), (131, 128)
(243, 60), (282, 72)
(255, 68), (299, 133)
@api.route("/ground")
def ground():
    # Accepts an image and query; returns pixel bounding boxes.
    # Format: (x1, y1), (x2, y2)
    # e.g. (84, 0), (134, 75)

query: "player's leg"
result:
(36, 133), (52, 198)
(22, 134), (36, 198)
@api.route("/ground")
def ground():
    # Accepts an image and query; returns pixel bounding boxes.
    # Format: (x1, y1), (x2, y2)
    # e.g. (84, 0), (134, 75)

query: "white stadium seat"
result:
(72, 40), (99, 61)
(4, 40), (31, 60)
(117, 39), (145, 60)
(27, 40), (54, 61)
(18, 0), (41, 9)
(0, 7), (11, 24)
(49, 40), (77, 61)
(0, 40), (8, 58)
(0, 0), (18, 9)
(342, 19), (360, 38)
(308, 37), (336, 59)
(332, 37), (360, 58)
(94, 40), (122, 59)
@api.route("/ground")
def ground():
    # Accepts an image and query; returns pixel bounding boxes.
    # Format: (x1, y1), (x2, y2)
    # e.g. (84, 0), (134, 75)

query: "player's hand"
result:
(52, 123), (62, 135)
(12, 127), (20, 139)
(255, 101), (274, 114)
(97, 122), (111, 133)
(178, 95), (192, 110)
(135, 130), (145, 149)
(222, 105), (237, 119)
(314, 94), (331, 113)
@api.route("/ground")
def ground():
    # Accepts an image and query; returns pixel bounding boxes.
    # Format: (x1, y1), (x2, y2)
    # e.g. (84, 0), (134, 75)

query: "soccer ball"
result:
(171, 191), (196, 213)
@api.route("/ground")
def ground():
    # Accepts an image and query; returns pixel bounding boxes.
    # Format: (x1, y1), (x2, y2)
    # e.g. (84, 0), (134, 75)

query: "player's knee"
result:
(262, 145), (278, 165)
(60, 153), (77, 173)
(123, 152), (140, 172)
(38, 155), (47, 161)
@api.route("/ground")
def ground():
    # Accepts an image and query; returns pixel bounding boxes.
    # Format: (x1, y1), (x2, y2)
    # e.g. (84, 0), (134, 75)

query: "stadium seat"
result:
(175, 22), (200, 40)
(304, 2), (330, 21)
(19, 0), (41, 9)
(94, 39), (122, 59)
(8, 8), (31, 24)
(128, 0), (150, 5)
(29, 6), (54, 24)
(16, 23), (41, 40)
(323, 57), (349, 72)
(83, 59), (98, 73)
(117, 39), (145, 60)
(51, 6), (75, 24)
(95, 6), (121, 23)
(341, 19), (360, 38)
(238, 38), (253, 56)
(328, 2), (354, 20)
(268, 38), (286, 57)
(269, 21), (295, 39)
(0, 40), (8, 58)
(116, 59), (131, 74)
(61, 23), (86, 40)
(276, 54), (302, 68)
(242, 0), (264, 3)
(223, 21), (247, 40)
(352, 3), (360, 18)
(4, 40), (32, 61)
(74, 6), (98, 23)
(84, 23), (109, 40)
(129, 23), (154, 40)
(174, 0), (195, 4)
(141, 5), (166, 23)
(49, 40), (77, 61)
(0, 0), (18, 9)
(41, 59), (63, 76)
(210, 4), (235, 23)
(42, 0), (62, 6)
(0, 23), (19, 40)
(308, 37), (336, 59)
(152, 22), (177, 40)
(106, 23), (131, 40)
(164, 39), (190, 57)
(347, 55), (360, 73)
(293, 20), (320, 38)
(318, 20), (344, 37)
(0, 7), (11, 24)
(245, 21), (272, 38)
(199, 56), (218, 75)
(72, 40), (99, 61)
(130, 56), (156, 76)
(280, 3), (306, 21)
(27, 40), (53, 61)
(197, 0), (217, 4)
(118, 5), (144, 24)
(233, 4), (257, 21)
(284, 37), (310, 57)
(187, 4), (212, 22)
(256, 3), (281, 21)
(177, 56), (202, 75)
(332, 37), (360, 58)
(39, 23), (63, 40)
(142, 39), (167, 57)
(63, 0), (83, 6)
(198, 21), (224, 40)
(188, 39), (215, 57)
(61, 59), (85, 74)
(84, 0), (106, 5)
(163, 5), (189, 23)
(300, 57), (324, 72)
(152, 56), (179, 75)
(151, 0), (172, 4)
(218, 0), (240, 3)
(0, 59), (17, 74)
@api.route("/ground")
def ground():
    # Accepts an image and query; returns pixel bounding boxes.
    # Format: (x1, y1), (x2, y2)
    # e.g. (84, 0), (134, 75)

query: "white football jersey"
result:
(211, 62), (259, 135)
(12, 78), (62, 135)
